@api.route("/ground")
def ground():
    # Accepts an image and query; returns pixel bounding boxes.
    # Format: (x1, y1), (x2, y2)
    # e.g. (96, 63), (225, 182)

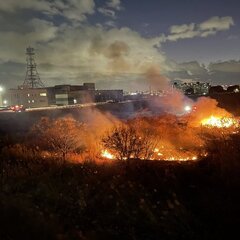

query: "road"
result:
(0, 100), (139, 113)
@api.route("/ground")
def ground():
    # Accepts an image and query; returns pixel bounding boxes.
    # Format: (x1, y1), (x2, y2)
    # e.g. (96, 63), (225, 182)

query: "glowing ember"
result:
(201, 116), (238, 128)
(101, 149), (115, 159)
(153, 148), (197, 161)
(163, 155), (197, 161)
(153, 148), (159, 153)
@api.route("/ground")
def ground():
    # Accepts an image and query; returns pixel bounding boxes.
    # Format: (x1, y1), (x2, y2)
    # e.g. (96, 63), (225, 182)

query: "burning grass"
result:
(99, 98), (239, 162)
(201, 116), (239, 128)
(101, 149), (115, 160)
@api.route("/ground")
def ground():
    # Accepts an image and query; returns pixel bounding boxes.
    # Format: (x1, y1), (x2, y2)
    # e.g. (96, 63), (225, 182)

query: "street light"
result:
(184, 105), (192, 112)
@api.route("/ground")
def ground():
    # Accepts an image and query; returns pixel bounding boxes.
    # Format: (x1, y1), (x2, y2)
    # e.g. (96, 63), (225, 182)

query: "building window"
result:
(40, 93), (47, 97)
(32, 100), (35, 103)
(28, 100), (31, 103)
(27, 93), (30, 97)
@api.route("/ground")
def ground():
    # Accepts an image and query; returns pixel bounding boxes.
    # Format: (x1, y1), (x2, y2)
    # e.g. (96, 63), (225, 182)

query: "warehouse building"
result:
(2, 83), (124, 108)
(3, 87), (49, 108)
(48, 84), (95, 106)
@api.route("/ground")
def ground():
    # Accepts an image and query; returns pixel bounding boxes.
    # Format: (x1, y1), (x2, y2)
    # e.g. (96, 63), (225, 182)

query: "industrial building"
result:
(3, 87), (49, 108)
(47, 83), (96, 106)
(3, 83), (124, 108)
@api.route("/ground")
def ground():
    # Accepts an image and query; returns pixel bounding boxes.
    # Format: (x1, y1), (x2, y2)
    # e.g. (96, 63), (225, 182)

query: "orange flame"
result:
(201, 116), (238, 128)
(101, 149), (115, 160)
(153, 148), (198, 161)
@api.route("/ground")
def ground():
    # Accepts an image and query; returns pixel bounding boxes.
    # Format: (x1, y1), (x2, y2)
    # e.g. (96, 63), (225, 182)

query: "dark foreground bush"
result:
(1, 157), (240, 240)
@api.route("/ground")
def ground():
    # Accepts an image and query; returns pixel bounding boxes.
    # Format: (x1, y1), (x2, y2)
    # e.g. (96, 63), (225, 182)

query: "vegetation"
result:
(102, 124), (157, 160)
(30, 117), (86, 161)
(1, 115), (240, 240)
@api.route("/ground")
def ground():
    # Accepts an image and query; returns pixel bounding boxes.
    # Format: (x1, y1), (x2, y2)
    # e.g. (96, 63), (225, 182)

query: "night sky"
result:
(0, 0), (239, 90)
(95, 0), (240, 62)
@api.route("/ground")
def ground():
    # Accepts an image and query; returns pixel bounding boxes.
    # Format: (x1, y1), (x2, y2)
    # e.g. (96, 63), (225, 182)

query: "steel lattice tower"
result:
(23, 47), (45, 88)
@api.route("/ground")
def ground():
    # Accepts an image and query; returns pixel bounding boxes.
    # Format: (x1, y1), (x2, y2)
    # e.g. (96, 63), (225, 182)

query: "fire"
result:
(166, 156), (198, 161)
(101, 117), (237, 162)
(101, 149), (115, 159)
(101, 147), (197, 161)
(100, 112), (239, 162)
(152, 148), (198, 161)
(201, 116), (238, 128)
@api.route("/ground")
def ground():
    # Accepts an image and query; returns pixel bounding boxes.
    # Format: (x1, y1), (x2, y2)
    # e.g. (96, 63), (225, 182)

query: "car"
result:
(10, 105), (26, 112)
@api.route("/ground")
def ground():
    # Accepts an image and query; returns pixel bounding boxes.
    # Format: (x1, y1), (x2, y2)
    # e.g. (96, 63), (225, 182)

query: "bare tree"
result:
(102, 124), (157, 160)
(128, 118), (159, 159)
(31, 117), (86, 161)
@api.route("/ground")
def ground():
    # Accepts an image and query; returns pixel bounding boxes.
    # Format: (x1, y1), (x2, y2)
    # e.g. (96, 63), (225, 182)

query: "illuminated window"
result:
(27, 93), (30, 97)
(32, 100), (35, 103)
(40, 93), (47, 96)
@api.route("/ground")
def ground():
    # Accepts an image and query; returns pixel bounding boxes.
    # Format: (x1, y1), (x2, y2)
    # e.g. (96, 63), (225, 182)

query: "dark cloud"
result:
(167, 60), (240, 85)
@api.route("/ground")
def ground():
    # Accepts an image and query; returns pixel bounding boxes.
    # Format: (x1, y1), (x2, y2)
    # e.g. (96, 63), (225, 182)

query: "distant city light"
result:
(0, 86), (3, 92)
(234, 88), (239, 93)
